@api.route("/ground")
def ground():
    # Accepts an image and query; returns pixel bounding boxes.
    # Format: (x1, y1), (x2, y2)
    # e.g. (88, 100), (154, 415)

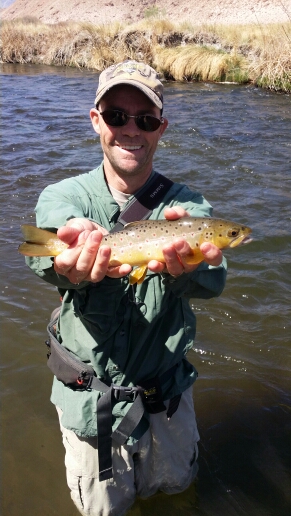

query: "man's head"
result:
(94, 60), (164, 111)
(90, 61), (168, 193)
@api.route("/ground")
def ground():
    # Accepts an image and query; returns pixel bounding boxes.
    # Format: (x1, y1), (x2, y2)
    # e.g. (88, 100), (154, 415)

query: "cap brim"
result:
(95, 78), (163, 109)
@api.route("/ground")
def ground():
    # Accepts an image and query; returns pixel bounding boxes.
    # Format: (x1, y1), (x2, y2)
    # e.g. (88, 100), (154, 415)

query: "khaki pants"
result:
(57, 387), (199, 516)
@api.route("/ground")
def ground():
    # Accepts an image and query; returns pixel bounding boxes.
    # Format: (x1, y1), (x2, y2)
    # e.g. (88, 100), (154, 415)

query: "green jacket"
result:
(26, 164), (227, 440)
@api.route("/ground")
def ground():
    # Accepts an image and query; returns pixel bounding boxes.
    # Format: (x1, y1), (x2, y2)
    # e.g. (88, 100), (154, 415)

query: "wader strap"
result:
(110, 172), (173, 233)
(97, 387), (114, 481)
(97, 386), (145, 481)
(166, 393), (182, 419)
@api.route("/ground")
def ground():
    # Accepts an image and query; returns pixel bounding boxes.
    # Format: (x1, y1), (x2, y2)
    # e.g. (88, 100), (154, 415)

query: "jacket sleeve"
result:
(162, 258), (227, 300)
(25, 256), (90, 290)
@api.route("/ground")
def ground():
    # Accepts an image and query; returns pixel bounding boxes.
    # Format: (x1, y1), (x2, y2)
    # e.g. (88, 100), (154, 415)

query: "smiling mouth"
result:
(120, 145), (143, 151)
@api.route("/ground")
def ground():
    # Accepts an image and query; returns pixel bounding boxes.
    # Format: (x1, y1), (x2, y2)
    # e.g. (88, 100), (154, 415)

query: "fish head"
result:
(200, 219), (252, 249)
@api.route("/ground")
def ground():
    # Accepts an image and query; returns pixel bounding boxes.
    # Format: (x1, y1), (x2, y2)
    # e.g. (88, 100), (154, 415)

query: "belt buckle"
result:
(113, 385), (138, 402)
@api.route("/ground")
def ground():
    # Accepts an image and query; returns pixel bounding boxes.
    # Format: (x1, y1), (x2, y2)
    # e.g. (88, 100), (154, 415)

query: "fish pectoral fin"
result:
(129, 265), (148, 285)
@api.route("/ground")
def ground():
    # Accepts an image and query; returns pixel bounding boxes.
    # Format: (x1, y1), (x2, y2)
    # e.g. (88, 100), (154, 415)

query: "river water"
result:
(1, 63), (290, 516)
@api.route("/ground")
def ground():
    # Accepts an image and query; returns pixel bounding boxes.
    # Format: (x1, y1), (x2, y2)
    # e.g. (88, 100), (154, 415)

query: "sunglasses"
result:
(98, 109), (164, 132)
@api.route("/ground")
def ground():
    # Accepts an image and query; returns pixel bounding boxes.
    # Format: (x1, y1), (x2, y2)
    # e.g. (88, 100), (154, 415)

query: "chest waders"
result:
(45, 172), (182, 481)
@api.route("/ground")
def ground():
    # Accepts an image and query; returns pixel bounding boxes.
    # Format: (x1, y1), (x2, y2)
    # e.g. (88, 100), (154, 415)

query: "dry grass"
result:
(0, 17), (290, 92)
(178, 21), (291, 90)
(153, 46), (248, 83)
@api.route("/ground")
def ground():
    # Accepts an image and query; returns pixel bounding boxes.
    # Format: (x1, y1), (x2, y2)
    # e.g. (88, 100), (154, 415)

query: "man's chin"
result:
(114, 160), (149, 177)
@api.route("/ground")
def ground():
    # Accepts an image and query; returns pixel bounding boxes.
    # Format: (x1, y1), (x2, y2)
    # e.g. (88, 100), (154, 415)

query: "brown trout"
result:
(19, 218), (252, 284)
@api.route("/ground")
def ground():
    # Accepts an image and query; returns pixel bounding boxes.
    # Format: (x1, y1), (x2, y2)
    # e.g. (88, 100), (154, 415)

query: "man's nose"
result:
(121, 117), (140, 137)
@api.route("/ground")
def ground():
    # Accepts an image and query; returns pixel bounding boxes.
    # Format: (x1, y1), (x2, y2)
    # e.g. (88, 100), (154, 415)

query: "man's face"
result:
(90, 85), (168, 188)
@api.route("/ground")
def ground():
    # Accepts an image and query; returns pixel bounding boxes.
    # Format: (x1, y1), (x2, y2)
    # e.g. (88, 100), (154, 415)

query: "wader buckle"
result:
(113, 385), (139, 402)
(76, 371), (93, 389)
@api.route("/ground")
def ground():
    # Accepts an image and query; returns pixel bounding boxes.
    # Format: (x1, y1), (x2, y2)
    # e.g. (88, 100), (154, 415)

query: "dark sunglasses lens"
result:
(136, 115), (161, 132)
(102, 110), (127, 127)
(101, 110), (162, 131)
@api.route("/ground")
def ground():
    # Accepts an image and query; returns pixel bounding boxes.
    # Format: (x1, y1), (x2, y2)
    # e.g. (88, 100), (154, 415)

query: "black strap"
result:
(97, 388), (115, 481)
(98, 389), (145, 481)
(110, 172), (173, 233)
(166, 393), (182, 419)
(95, 365), (179, 481)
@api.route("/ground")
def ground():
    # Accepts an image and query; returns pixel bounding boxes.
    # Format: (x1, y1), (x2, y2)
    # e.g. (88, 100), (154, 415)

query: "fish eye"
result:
(227, 228), (240, 238)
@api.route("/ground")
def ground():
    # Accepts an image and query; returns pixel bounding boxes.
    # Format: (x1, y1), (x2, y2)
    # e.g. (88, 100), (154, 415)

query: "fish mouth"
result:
(229, 234), (253, 247)
(240, 235), (253, 245)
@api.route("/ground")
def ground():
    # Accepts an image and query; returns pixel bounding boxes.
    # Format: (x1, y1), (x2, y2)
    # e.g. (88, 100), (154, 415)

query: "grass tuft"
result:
(0, 18), (290, 92)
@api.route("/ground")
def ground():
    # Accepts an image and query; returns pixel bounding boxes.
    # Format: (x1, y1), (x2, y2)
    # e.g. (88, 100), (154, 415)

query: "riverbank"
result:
(1, 17), (290, 92)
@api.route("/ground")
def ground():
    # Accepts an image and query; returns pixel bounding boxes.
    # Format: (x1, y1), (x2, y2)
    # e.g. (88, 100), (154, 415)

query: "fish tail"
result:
(20, 225), (56, 244)
(18, 242), (57, 257)
(19, 225), (64, 257)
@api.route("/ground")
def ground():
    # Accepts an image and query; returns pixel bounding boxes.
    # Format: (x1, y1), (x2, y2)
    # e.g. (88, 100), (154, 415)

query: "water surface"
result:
(1, 63), (291, 516)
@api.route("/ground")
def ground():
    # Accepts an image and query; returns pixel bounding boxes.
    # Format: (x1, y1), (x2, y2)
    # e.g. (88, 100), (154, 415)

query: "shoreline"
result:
(1, 17), (290, 93)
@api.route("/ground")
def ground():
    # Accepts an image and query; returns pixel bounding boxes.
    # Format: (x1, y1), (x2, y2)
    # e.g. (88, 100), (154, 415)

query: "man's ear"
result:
(90, 108), (101, 135)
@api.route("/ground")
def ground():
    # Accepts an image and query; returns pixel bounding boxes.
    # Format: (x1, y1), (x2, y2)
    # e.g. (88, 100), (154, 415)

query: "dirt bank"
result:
(1, 0), (291, 25)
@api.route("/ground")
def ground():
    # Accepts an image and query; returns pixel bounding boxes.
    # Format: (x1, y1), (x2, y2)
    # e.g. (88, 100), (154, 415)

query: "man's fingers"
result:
(57, 225), (84, 245)
(200, 243), (223, 266)
(162, 242), (184, 277)
(54, 231), (89, 275)
(54, 230), (103, 282)
(106, 264), (132, 279)
(88, 245), (112, 282)
(164, 206), (189, 220)
(74, 231), (104, 280)
(147, 260), (165, 273)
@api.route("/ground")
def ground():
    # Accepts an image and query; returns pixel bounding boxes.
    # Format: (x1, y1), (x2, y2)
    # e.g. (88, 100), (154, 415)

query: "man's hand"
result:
(147, 207), (223, 277)
(54, 218), (131, 284)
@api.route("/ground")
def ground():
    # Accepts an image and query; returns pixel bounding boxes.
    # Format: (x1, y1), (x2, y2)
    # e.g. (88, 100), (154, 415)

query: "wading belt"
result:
(46, 314), (182, 482)
(46, 172), (182, 481)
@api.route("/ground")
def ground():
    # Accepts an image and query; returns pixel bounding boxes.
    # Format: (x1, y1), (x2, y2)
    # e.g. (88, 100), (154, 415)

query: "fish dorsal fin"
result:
(124, 220), (155, 229)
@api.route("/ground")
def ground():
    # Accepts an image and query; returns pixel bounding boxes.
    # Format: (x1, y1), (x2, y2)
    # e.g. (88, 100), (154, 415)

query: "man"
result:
(26, 60), (227, 516)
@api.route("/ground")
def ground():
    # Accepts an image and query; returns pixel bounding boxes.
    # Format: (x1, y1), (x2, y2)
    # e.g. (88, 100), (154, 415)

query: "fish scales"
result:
(104, 218), (212, 267)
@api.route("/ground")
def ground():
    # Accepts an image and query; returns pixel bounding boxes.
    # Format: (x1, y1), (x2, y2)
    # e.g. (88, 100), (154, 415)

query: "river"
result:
(1, 63), (290, 516)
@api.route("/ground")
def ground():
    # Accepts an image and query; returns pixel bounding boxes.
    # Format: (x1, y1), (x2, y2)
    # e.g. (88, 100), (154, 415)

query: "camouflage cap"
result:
(95, 60), (163, 109)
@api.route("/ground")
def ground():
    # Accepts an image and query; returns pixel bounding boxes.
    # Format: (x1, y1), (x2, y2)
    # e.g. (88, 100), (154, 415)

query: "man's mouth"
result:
(120, 145), (143, 151)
